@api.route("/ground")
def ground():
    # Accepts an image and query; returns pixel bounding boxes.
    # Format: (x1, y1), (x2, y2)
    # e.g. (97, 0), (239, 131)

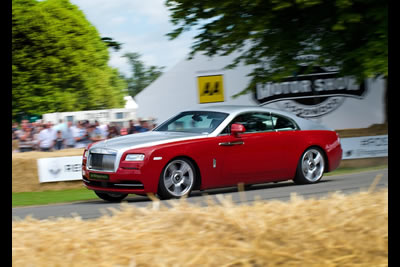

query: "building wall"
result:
(42, 108), (137, 127)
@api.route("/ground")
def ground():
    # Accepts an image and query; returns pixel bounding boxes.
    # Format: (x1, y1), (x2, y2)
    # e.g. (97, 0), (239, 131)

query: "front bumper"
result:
(82, 163), (159, 194)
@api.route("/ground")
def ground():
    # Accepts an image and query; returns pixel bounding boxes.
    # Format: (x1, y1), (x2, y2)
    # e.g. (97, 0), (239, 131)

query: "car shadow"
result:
(191, 178), (331, 197)
(78, 179), (332, 205)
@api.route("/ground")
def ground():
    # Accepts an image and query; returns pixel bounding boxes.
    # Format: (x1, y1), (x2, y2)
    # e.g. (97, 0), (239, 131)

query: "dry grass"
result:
(336, 123), (388, 138)
(12, 148), (84, 192)
(12, 189), (388, 267)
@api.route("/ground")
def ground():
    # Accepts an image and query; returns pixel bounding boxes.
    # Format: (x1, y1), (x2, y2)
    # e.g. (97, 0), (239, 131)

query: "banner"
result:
(37, 156), (83, 183)
(341, 135), (388, 159)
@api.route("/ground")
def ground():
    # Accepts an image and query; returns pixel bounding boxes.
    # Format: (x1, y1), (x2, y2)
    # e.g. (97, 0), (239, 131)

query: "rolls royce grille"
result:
(89, 153), (116, 171)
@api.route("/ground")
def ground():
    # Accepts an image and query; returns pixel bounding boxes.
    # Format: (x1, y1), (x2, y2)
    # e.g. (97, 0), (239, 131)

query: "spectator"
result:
(96, 121), (108, 139)
(127, 120), (138, 134)
(87, 124), (104, 143)
(63, 121), (76, 148)
(17, 123), (35, 152)
(53, 119), (66, 134)
(12, 122), (19, 140)
(74, 121), (90, 148)
(136, 119), (150, 132)
(32, 124), (43, 150)
(38, 122), (56, 151)
(54, 130), (64, 150)
(107, 125), (120, 139)
(94, 120), (107, 139)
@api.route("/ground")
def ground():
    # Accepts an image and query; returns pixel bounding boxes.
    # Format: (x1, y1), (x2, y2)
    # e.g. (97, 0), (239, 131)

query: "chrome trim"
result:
(114, 183), (143, 187)
(218, 141), (244, 146)
(90, 148), (117, 155)
(87, 149), (118, 172)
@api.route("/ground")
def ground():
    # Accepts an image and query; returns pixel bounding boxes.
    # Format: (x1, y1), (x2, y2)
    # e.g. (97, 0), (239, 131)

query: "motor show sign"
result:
(37, 156), (83, 183)
(254, 67), (367, 118)
(340, 135), (388, 159)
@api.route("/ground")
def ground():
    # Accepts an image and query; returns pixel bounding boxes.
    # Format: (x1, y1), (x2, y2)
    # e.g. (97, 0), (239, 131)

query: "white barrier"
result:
(341, 135), (388, 159)
(37, 156), (83, 183)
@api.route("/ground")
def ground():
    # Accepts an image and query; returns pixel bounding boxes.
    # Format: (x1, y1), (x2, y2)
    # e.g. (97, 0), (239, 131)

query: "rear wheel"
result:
(94, 191), (128, 202)
(294, 147), (325, 184)
(158, 158), (196, 200)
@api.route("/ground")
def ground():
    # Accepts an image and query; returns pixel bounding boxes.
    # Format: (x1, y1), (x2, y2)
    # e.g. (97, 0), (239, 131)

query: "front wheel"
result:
(94, 191), (128, 202)
(158, 158), (196, 200)
(294, 147), (325, 185)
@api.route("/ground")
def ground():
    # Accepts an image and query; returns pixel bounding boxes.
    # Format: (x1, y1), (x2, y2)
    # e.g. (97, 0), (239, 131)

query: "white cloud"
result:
(70, 0), (197, 75)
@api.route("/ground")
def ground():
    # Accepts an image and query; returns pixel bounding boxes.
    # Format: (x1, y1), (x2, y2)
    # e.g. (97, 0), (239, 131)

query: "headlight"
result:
(84, 150), (89, 158)
(125, 154), (145, 161)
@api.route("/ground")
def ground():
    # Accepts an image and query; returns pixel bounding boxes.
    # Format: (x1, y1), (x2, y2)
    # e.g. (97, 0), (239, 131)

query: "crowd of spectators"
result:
(12, 118), (155, 153)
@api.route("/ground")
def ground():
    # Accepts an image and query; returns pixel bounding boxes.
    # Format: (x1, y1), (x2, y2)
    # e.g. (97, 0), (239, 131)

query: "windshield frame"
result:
(153, 111), (229, 134)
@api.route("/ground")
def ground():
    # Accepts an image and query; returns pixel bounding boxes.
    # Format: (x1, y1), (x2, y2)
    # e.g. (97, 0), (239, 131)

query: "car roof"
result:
(184, 105), (298, 118)
(182, 105), (331, 131)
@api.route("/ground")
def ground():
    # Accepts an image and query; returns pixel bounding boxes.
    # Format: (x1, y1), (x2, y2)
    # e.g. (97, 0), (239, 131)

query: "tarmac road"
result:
(12, 168), (388, 221)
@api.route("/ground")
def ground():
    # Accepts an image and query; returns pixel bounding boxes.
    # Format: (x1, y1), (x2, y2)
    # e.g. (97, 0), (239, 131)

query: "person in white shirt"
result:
(38, 122), (56, 151)
(74, 121), (90, 148)
(63, 121), (76, 148)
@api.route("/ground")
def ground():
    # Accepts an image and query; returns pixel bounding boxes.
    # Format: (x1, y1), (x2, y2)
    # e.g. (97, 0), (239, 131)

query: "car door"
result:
(216, 112), (286, 185)
(270, 113), (303, 178)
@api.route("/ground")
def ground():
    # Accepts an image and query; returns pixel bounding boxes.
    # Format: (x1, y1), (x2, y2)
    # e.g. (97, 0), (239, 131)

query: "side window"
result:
(271, 114), (297, 131)
(221, 112), (274, 134)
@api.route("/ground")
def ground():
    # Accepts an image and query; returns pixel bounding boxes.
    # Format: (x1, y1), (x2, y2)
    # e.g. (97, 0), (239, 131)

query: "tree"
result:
(12, 0), (126, 119)
(101, 37), (123, 52)
(123, 52), (165, 98)
(166, 0), (387, 119)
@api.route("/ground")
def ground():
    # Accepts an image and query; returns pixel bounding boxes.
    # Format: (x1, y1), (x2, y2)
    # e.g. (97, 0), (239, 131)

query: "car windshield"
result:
(154, 111), (229, 134)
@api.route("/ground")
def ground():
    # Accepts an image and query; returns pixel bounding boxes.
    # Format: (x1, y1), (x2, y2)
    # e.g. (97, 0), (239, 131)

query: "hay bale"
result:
(336, 123), (388, 138)
(12, 140), (19, 152)
(12, 189), (388, 266)
(12, 148), (85, 192)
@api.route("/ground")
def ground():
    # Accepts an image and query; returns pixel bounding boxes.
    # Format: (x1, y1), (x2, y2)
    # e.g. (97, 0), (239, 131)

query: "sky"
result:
(69, 0), (197, 77)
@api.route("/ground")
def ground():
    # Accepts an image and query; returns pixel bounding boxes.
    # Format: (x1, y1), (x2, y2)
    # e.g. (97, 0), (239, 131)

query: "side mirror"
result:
(231, 123), (245, 137)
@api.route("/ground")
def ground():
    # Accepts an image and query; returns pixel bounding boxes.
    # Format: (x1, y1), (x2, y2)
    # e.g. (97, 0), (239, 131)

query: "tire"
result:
(158, 158), (196, 200)
(94, 191), (128, 202)
(293, 147), (325, 185)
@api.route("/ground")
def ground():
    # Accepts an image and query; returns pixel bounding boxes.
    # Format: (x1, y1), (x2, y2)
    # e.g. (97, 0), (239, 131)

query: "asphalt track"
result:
(12, 168), (388, 221)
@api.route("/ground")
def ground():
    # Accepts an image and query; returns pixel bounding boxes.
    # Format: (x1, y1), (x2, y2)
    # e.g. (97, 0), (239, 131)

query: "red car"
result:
(82, 106), (342, 201)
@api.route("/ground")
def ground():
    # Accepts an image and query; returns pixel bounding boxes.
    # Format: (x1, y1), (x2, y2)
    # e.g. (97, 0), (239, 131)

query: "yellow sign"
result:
(197, 75), (225, 103)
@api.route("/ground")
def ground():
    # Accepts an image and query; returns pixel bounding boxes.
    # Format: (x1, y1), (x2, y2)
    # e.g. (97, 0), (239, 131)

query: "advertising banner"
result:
(341, 135), (388, 159)
(37, 156), (83, 183)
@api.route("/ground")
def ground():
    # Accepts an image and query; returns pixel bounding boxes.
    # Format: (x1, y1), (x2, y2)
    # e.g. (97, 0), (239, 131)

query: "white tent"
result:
(135, 53), (385, 130)
(124, 96), (138, 109)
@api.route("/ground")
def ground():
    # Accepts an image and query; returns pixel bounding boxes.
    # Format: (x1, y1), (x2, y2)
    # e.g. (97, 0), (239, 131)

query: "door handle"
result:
(218, 141), (244, 146)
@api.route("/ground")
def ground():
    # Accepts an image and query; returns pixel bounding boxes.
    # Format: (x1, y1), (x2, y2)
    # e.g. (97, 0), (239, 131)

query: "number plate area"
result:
(89, 172), (109, 180)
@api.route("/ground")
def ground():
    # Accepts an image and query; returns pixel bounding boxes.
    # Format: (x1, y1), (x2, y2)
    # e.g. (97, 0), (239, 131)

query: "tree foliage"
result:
(123, 52), (165, 98)
(101, 37), (123, 52)
(12, 0), (127, 118)
(166, 0), (387, 96)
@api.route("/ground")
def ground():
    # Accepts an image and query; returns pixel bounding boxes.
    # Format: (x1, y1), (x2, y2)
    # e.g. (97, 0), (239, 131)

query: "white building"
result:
(42, 96), (138, 127)
(135, 53), (386, 130)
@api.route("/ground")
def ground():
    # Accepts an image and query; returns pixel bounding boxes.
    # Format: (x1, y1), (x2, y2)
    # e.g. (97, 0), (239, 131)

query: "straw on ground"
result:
(12, 188), (387, 267)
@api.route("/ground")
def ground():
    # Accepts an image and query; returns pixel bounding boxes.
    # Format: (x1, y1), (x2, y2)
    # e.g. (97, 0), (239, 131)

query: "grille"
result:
(88, 153), (116, 171)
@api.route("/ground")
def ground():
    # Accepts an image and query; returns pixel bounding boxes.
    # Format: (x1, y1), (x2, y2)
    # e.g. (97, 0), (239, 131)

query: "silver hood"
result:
(90, 131), (206, 152)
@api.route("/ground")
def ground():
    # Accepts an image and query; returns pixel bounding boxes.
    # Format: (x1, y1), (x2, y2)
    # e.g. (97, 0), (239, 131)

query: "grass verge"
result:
(325, 164), (387, 176)
(12, 164), (388, 207)
(12, 188), (98, 207)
